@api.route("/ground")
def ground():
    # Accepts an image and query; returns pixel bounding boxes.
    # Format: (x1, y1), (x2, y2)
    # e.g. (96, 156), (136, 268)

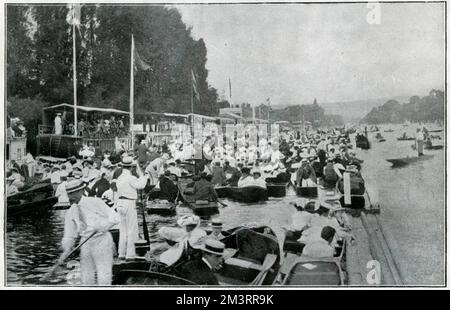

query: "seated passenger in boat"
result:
(159, 170), (179, 202)
(211, 161), (227, 186)
(191, 172), (218, 202)
(176, 239), (225, 285)
(55, 176), (70, 204)
(322, 159), (339, 189)
(159, 215), (207, 266)
(223, 161), (241, 186)
(7, 168), (25, 190)
(296, 159), (317, 187)
(302, 226), (336, 258)
(208, 218), (225, 241)
(250, 169), (267, 189)
(167, 160), (182, 177)
(237, 167), (253, 188)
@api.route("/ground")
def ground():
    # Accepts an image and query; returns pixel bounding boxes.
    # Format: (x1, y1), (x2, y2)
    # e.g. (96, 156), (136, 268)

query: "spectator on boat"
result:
(102, 180), (118, 208)
(285, 201), (314, 241)
(223, 161), (241, 186)
(136, 139), (149, 167)
(54, 113), (62, 135)
(191, 172), (218, 202)
(50, 165), (62, 191)
(211, 161), (227, 187)
(91, 173), (111, 198)
(302, 226), (336, 258)
(251, 169), (267, 189)
(296, 159), (317, 187)
(167, 160), (182, 178)
(62, 179), (120, 285)
(159, 170), (179, 203)
(60, 164), (69, 179)
(176, 239), (225, 285)
(115, 156), (148, 260)
(416, 128), (424, 156)
(7, 179), (19, 196)
(323, 158), (339, 189)
(55, 176), (70, 205)
(208, 219), (225, 241)
(237, 167), (253, 188)
(145, 153), (169, 186)
(25, 152), (36, 178)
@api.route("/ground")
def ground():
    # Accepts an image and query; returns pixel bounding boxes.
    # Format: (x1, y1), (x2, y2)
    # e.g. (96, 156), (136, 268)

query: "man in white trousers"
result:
(62, 179), (120, 285)
(116, 156), (148, 259)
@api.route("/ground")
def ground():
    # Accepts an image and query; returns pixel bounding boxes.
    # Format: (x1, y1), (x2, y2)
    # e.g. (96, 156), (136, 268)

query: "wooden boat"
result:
(425, 144), (444, 150)
(7, 183), (57, 217)
(397, 137), (415, 141)
(384, 129), (394, 132)
(274, 253), (345, 285)
(295, 186), (318, 198)
(377, 138), (386, 142)
(266, 182), (290, 197)
(386, 155), (434, 167)
(276, 229), (346, 285)
(428, 129), (443, 133)
(112, 225), (281, 286)
(146, 199), (177, 216)
(178, 184), (219, 217)
(215, 186), (268, 203)
(355, 135), (370, 150)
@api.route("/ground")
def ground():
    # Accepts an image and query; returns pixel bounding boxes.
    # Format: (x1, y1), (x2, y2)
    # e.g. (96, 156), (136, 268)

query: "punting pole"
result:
(130, 34), (135, 150)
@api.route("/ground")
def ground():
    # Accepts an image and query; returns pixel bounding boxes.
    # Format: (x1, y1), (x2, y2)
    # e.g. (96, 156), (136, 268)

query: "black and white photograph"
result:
(1, 0), (447, 288)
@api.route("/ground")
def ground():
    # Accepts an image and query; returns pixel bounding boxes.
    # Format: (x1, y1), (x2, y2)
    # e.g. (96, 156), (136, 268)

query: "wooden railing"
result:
(82, 137), (131, 152)
(38, 125), (54, 135)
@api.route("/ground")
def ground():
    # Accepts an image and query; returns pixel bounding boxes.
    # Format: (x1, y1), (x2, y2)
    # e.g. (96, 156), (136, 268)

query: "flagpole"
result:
(130, 34), (135, 150)
(73, 8), (78, 137)
(191, 70), (194, 135)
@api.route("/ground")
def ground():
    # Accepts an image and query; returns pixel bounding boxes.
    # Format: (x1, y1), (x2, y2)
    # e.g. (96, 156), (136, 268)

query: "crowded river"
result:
(5, 125), (445, 286)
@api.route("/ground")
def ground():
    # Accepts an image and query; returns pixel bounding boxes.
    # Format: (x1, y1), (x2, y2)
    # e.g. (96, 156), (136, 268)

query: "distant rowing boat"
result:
(386, 155), (434, 167)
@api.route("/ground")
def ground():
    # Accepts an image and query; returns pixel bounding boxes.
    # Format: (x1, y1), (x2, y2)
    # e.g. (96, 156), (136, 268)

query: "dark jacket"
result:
(176, 259), (219, 285)
(91, 178), (110, 197)
(193, 179), (218, 201)
(211, 166), (227, 186)
(159, 176), (179, 202)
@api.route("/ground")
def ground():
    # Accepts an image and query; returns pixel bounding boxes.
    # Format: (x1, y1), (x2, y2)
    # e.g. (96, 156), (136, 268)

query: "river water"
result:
(5, 125), (445, 286)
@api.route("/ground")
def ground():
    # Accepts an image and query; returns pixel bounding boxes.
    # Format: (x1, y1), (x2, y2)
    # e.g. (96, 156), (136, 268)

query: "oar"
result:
(249, 253), (278, 285)
(40, 230), (97, 282)
(216, 199), (228, 208)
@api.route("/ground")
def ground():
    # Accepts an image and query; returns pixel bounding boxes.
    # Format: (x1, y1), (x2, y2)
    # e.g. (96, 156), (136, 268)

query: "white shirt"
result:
(55, 181), (69, 204)
(237, 176), (253, 188)
(62, 196), (121, 251)
(50, 171), (61, 184)
(302, 238), (334, 258)
(116, 169), (148, 200)
(54, 116), (62, 135)
(146, 158), (165, 175)
(301, 178), (317, 187)
(167, 166), (182, 177)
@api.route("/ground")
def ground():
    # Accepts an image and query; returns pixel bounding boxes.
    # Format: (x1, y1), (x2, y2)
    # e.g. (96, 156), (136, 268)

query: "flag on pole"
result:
(191, 70), (200, 101)
(134, 47), (151, 72)
(228, 78), (232, 99)
(68, 4), (84, 47)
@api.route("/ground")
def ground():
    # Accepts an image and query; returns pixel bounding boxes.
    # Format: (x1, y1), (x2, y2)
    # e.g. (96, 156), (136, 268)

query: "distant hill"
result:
(320, 96), (411, 123)
(360, 90), (444, 124)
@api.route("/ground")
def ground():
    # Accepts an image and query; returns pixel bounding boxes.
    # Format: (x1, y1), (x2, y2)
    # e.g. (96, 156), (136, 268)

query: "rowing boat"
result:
(215, 186), (268, 203)
(7, 183), (57, 217)
(112, 225), (281, 286)
(146, 199), (177, 216)
(386, 154), (434, 167)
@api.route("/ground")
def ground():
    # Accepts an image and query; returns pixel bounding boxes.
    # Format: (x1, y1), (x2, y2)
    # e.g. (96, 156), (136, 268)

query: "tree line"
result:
(7, 5), (230, 118)
(361, 89), (444, 124)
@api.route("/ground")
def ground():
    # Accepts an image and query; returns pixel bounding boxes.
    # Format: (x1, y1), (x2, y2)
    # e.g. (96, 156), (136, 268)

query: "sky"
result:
(176, 3), (445, 107)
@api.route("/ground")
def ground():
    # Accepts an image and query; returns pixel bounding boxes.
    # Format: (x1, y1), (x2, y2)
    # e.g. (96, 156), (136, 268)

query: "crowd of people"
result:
(7, 123), (372, 285)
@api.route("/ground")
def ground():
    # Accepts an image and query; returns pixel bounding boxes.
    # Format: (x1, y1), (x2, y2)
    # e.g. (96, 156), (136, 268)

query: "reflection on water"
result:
(6, 125), (445, 285)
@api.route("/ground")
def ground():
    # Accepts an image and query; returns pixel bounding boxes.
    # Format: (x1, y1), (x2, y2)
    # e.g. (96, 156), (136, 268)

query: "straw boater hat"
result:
(65, 179), (86, 194)
(210, 218), (223, 229)
(201, 239), (225, 256)
(120, 156), (136, 168)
